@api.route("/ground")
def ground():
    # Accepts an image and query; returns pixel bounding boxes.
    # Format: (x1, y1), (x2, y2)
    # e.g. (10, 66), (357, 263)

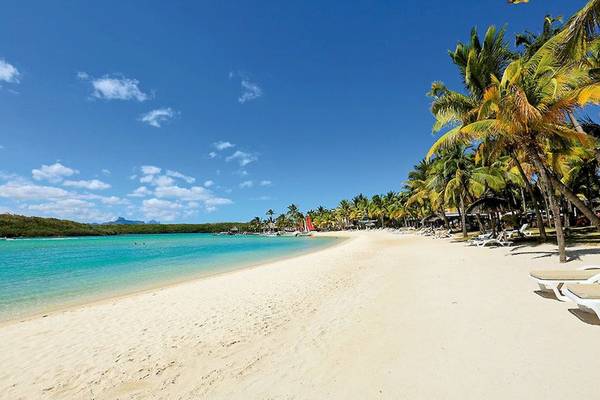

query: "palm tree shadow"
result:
(568, 308), (600, 326)
(507, 244), (600, 262)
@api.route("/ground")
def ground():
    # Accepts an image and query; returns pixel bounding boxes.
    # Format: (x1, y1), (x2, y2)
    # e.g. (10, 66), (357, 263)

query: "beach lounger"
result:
(467, 232), (493, 246)
(564, 284), (600, 319)
(477, 236), (513, 247)
(506, 223), (532, 239)
(529, 266), (600, 301)
(474, 231), (512, 247)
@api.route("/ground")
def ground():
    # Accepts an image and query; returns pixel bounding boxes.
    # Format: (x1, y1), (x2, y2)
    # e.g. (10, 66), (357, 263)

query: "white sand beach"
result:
(2, 231), (600, 399)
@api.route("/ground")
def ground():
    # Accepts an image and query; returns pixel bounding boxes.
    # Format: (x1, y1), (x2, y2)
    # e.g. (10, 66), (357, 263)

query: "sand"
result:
(2, 231), (600, 399)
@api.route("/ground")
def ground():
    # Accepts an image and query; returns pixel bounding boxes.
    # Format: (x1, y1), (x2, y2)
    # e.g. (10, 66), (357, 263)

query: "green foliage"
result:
(0, 214), (250, 238)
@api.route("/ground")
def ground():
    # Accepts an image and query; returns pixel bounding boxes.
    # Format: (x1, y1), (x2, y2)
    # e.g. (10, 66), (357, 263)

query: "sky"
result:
(0, 0), (588, 223)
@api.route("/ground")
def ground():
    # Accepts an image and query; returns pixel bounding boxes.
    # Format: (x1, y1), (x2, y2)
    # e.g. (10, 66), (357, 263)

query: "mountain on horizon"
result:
(103, 217), (146, 225)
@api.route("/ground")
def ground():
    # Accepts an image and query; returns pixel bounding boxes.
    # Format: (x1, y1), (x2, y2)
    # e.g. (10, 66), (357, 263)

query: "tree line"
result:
(302, 2), (600, 262)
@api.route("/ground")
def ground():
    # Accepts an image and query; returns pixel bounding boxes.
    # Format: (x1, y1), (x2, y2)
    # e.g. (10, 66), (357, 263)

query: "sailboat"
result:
(295, 216), (315, 237)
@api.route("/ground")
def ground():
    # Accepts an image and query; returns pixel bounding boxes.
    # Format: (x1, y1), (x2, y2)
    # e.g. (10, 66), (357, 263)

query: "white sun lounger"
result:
(506, 223), (532, 239)
(564, 284), (600, 319)
(529, 266), (600, 301)
(467, 232), (493, 246)
(476, 231), (512, 247)
(477, 237), (513, 247)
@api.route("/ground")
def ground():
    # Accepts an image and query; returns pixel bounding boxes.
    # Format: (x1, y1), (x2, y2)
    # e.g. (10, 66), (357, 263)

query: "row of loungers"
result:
(530, 267), (600, 319)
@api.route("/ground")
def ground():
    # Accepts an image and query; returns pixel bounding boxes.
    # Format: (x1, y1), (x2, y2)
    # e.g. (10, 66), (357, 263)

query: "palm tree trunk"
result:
(460, 195), (468, 238)
(546, 171), (600, 230)
(465, 192), (485, 233)
(568, 111), (584, 133)
(439, 207), (449, 229)
(512, 154), (547, 240)
(563, 199), (571, 230)
(538, 182), (550, 227)
(528, 150), (567, 262)
(569, 111), (600, 166)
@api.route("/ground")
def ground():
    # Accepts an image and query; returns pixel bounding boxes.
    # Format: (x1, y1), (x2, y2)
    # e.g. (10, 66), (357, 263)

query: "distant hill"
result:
(0, 214), (248, 238)
(102, 217), (146, 225)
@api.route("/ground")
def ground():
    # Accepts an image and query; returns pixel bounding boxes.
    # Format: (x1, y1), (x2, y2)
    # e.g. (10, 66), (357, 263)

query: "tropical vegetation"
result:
(261, 1), (600, 263)
(0, 214), (250, 238)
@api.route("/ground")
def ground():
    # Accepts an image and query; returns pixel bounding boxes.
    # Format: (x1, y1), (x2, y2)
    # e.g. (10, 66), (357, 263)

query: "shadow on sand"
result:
(533, 290), (561, 301)
(507, 244), (600, 263)
(568, 308), (600, 326)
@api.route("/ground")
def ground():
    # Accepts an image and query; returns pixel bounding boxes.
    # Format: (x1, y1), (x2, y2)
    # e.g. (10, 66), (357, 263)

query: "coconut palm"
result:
(436, 50), (600, 260)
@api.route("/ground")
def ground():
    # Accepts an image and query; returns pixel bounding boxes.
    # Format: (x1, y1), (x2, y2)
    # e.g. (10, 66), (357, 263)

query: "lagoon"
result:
(0, 233), (337, 321)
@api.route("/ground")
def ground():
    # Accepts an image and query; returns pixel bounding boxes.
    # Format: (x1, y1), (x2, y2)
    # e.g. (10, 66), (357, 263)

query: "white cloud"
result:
(91, 75), (148, 101)
(226, 151), (258, 167)
(239, 180), (254, 188)
(32, 163), (78, 183)
(141, 165), (161, 175)
(153, 184), (233, 212)
(0, 181), (70, 200)
(141, 198), (183, 222)
(140, 107), (176, 128)
(166, 170), (195, 184)
(154, 185), (211, 201)
(205, 197), (234, 206)
(80, 194), (126, 205)
(154, 175), (175, 187)
(238, 79), (263, 103)
(100, 196), (123, 205)
(63, 179), (111, 190)
(27, 199), (114, 223)
(76, 71), (89, 80)
(101, 169), (111, 175)
(128, 186), (152, 197)
(208, 152), (217, 159)
(0, 59), (20, 83)
(213, 141), (235, 151)
(204, 180), (214, 187)
(138, 166), (194, 188)
(259, 180), (272, 186)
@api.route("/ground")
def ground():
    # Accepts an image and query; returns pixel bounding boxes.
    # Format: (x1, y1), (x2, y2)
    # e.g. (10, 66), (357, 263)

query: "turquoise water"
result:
(0, 234), (338, 321)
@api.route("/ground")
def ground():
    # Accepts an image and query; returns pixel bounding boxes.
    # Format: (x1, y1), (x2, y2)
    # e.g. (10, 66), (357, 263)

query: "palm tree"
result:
(286, 204), (304, 230)
(249, 217), (262, 232)
(369, 195), (385, 228)
(439, 145), (505, 237)
(444, 53), (600, 260)
(336, 199), (352, 228)
(265, 209), (275, 233)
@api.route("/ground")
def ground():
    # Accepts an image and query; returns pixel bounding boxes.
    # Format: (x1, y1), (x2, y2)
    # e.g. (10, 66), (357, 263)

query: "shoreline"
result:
(4, 231), (600, 399)
(0, 234), (348, 328)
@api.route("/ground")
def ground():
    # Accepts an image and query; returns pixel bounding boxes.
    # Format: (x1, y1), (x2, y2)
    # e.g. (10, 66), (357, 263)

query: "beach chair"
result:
(467, 232), (493, 246)
(435, 229), (451, 239)
(506, 223), (532, 239)
(529, 266), (600, 301)
(564, 284), (600, 319)
(477, 232), (513, 247)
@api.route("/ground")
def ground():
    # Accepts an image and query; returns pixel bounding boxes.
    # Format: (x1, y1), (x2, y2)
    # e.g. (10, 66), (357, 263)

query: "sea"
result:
(0, 233), (338, 322)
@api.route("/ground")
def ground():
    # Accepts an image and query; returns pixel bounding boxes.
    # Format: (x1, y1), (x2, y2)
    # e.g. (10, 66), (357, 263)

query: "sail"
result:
(305, 216), (315, 232)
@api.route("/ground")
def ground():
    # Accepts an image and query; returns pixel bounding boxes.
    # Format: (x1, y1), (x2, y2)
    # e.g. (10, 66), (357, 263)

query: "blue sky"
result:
(0, 0), (587, 223)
